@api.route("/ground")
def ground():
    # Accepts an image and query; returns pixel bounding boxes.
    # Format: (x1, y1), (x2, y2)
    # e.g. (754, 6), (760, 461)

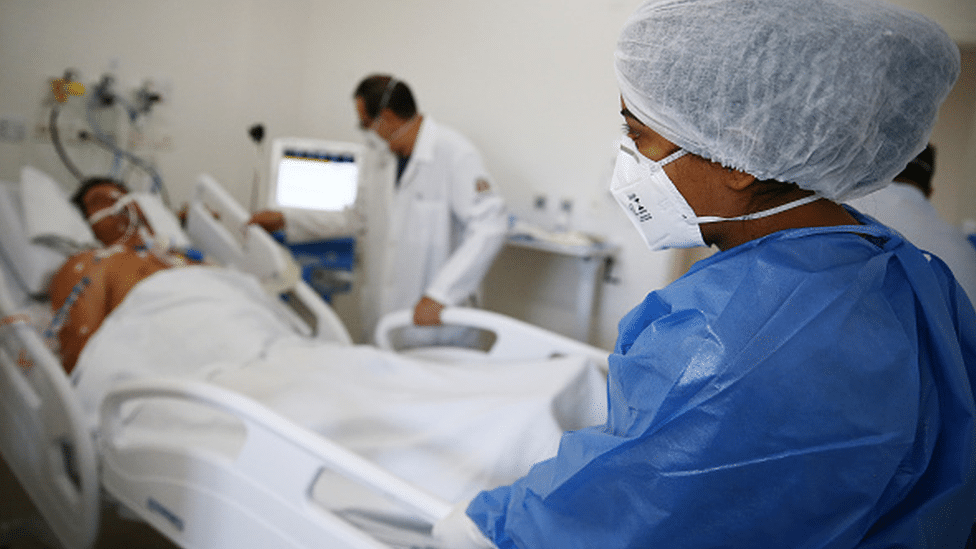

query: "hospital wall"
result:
(0, 0), (974, 350)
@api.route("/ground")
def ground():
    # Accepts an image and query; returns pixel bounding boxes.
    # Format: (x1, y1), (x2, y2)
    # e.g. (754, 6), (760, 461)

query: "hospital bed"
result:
(0, 167), (610, 549)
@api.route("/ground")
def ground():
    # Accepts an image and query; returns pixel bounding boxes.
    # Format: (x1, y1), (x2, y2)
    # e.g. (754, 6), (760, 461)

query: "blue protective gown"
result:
(468, 213), (976, 548)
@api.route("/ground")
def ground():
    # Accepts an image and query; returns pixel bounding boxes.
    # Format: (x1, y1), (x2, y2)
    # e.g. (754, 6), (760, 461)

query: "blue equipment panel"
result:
(273, 233), (355, 302)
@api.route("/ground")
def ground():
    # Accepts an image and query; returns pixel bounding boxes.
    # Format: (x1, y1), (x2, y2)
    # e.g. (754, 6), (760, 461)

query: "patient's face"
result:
(83, 183), (131, 245)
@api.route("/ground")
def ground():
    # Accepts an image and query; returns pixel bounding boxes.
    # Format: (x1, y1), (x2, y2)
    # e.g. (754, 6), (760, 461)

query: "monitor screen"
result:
(272, 143), (360, 211)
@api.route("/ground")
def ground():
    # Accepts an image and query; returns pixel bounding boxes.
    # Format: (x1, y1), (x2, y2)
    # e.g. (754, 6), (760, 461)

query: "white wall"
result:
(887, 0), (976, 46)
(292, 0), (670, 347)
(930, 49), (976, 226)
(1, 0), (974, 350)
(0, 0), (313, 203)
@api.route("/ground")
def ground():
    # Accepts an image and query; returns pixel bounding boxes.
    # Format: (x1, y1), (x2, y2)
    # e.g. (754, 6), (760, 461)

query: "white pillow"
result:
(0, 251), (30, 311)
(20, 166), (96, 250)
(0, 181), (68, 296)
(131, 192), (192, 249)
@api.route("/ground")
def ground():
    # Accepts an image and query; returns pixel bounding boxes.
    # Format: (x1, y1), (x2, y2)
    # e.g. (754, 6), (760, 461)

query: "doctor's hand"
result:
(413, 296), (445, 326)
(248, 210), (285, 233)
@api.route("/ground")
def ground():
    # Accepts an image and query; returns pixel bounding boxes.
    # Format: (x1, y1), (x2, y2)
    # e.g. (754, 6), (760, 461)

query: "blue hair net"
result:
(615, 0), (960, 200)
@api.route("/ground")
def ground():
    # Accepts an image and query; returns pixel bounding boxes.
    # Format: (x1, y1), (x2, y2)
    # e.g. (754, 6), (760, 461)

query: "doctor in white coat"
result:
(353, 75), (508, 339)
(847, 144), (976, 307)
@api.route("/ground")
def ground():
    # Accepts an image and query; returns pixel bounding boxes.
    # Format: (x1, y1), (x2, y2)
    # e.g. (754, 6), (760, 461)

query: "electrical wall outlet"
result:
(534, 194), (548, 211)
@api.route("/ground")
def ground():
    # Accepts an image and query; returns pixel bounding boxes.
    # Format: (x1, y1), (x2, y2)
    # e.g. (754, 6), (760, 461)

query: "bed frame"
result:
(0, 297), (100, 549)
(0, 173), (611, 549)
(1, 278), (450, 549)
(375, 308), (609, 371)
(185, 174), (351, 345)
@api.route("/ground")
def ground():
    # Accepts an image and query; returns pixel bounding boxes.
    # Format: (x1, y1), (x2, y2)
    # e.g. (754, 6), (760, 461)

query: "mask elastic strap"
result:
(618, 139), (687, 167)
(659, 149), (687, 166)
(387, 114), (419, 143)
(376, 78), (398, 115)
(697, 193), (823, 224)
(87, 194), (137, 224)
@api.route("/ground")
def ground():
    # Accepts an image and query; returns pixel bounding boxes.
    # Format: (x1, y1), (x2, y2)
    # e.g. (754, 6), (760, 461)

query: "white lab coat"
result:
(847, 182), (976, 306)
(356, 117), (507, 339)
(280, 206), (363, 243)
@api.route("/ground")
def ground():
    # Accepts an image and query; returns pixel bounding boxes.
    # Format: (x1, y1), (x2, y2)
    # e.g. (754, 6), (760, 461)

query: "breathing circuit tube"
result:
(49, 105), (85, 183)
(48, 72), (172, 207)
(85, 79), (172, 207)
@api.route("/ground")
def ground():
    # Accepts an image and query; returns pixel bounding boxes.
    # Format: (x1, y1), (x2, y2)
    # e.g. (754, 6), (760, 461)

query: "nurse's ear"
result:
(720, 166), (757, 192)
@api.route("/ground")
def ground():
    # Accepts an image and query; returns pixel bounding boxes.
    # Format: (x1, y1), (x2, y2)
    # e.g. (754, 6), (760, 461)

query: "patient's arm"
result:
(49, 247), (171, 373)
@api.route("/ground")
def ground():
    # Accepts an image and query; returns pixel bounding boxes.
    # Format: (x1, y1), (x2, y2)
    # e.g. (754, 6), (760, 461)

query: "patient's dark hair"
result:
(353, 74), (418, 120)
(70, 177), (129, 217)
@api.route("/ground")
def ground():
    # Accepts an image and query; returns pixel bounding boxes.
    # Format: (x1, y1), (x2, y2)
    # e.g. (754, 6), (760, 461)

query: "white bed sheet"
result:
(73, 266), (607, 504)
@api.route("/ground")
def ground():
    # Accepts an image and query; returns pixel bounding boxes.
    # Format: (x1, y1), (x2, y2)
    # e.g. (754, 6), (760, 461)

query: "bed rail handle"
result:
(0, 321), (99, 549)
(289, 281), (353, 345)
(376, 307), (610, 371)
(189, 174), (305, 291)
(100, 378), (452, 524)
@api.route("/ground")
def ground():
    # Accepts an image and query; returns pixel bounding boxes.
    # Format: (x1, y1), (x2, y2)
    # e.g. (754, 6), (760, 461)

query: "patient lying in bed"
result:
(48, 177), (200, 372)
(49, 178), (607, 506)
(69, 259), (606, 505)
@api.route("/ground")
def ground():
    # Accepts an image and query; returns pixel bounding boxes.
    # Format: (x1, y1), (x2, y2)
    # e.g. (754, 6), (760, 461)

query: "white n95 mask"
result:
(610, 136), (703, 250)
(610, 136), (822, 251)
(362, 129), (387, 152)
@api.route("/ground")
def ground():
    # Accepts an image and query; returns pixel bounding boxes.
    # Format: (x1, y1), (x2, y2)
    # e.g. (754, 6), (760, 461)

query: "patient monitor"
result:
(266, 138), (363, 302)
(267, 138), (363, 211)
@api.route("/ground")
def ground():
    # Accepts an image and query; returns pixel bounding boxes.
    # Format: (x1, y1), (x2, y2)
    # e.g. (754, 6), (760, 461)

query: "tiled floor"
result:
(0, 455), (179, 549)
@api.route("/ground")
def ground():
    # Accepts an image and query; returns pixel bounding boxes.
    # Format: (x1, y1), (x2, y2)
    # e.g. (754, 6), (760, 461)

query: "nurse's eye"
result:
(621, 123), (641, 140)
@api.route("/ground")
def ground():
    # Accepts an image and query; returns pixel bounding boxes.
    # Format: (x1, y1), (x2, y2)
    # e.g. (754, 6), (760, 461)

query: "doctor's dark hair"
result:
(354, 75), (418, 119)
(894, 144), (935, 198)
(70, 177), (129, 217)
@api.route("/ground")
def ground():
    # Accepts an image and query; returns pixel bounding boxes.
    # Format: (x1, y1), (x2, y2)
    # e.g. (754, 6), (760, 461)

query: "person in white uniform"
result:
(847, 144), (976, 306)
(247, 203), (363, 244)
(354, 75), (507, 339)
(251, 76), (507, 342)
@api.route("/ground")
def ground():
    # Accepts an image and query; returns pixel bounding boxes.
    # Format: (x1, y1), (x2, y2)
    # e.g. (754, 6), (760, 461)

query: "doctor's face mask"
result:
(362, 128), (388, 151)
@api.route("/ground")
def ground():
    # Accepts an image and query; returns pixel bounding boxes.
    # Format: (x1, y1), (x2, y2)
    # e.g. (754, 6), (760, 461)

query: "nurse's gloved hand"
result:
(432, 501), (497, 549)
(413, 296), (445, 325)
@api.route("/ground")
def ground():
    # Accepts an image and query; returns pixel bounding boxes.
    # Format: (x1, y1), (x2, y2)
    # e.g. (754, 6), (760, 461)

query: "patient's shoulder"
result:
(50, 249), (102, 301)
(49, 246), (148, 303)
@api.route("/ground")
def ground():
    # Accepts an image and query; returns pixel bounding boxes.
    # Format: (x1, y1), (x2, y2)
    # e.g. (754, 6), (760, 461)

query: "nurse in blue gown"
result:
(433, 0), (976, 547)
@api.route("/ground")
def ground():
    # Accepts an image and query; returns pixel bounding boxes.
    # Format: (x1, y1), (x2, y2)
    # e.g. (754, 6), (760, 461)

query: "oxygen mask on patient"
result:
(85, 192), (134, 224)
(87, 194), (173, 263)
(87, 194), (140, 247)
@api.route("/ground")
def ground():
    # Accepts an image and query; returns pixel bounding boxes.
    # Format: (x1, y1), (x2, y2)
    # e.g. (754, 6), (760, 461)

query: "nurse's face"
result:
(619, 98), (752, 222)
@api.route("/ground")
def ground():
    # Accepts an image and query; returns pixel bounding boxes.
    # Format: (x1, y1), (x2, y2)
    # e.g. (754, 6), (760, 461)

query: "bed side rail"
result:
(375, 307), (610, 372)
(284, 281), (353, 345)
(186, 174), (291, 282)
(0, 316), (99, 549)
(99, 378), (450, 549)
(186, 174), (351, 345)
